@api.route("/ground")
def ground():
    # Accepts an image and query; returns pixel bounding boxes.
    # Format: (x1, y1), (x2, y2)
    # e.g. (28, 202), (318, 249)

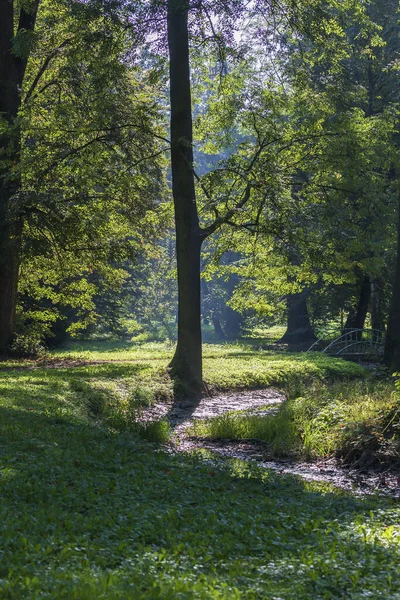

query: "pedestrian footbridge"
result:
(307, 328), (385, 359)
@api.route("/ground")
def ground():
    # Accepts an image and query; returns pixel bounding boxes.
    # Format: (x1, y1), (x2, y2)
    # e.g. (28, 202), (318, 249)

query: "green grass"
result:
(0, 340), (368, 460)
(45, 339), (365, 393)
(241, 325), (287, 343)
(0, 364), (172, 444)
(1, 364), (400, 598)
(202, 348), (364, 391)
(190, 378), (400, 463)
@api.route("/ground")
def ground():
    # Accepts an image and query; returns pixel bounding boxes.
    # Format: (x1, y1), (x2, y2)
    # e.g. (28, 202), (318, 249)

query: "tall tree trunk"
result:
(0, 0), (39, 352)
(343, 273), (371, 336)
(0, 1), (22, 352)
(384, 185), (400, 372)
(279, 291), (316, 345)
(0, 207), (22, 354)
(167, 0), (203, 393)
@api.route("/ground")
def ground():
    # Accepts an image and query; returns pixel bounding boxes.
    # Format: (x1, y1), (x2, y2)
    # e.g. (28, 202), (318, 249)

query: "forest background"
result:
(0, 0), (399, 391)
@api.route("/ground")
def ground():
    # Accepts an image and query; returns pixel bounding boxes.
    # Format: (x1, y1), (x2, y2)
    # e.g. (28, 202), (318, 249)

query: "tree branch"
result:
(24, 38), (72, 105)
(200, 181), (252, 239)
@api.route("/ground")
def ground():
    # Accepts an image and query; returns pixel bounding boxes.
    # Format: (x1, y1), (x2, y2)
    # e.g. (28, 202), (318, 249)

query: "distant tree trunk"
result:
(223, 306), (243, 339)
(384, 186), (400, 372)
(167, 0), (203, 393)
(279, 291), (316, 345)
(220, 251), (243, 339)
(201, 279), (225, 339)
(212, 316), (226, 340)
(370, 277), (384, 332)
(0, 1), (39, 353)
(343, 274), (371, 334)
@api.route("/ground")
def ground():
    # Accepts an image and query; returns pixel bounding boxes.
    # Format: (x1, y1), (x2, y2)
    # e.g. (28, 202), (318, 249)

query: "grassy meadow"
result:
(0, 338), (399, 598)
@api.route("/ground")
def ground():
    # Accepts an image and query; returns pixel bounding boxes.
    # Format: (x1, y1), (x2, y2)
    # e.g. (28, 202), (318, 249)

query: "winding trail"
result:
(4, 354), (398, 497)
(142, 388), (400, 498)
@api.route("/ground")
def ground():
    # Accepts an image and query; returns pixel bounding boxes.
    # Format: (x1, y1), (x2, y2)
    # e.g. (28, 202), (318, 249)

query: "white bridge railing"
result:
(307, 328), (385, 357)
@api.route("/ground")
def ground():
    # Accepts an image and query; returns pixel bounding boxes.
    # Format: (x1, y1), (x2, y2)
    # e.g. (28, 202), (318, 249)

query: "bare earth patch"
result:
(178, 438), (400, 497)
(170, 388), (283, 432)
(137, 387), (400, 498)
(136, 388), (283, 429)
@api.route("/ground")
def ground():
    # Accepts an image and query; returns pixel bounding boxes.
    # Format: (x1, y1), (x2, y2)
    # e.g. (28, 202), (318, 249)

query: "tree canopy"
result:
(0, 0), (399, 379)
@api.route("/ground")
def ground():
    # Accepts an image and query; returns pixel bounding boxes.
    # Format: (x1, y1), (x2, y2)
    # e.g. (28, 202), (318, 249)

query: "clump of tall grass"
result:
(190, 378), (400, 463)
(191, 406), (300, 456)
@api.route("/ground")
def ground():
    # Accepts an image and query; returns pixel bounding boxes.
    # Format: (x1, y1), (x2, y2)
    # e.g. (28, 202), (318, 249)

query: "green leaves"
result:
(12, 29), (38, 59)
(9, 0), (170, 342)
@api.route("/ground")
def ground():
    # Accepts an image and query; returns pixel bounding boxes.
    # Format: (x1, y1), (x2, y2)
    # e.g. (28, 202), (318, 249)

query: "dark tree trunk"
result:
(0, 0), (39, 352)
(0, 1), (22, 353)
(370, 277), (385, 332)
(0, 208), (22, 353)
(220, 252), (243, 339)
(223, 306), (243, 339)
(201, 279), (226, 340)
(167, 0), (203, 393)
(384, 188), (400, 372)
(343, 274), (371, 336)
(279, 291), (316, 345)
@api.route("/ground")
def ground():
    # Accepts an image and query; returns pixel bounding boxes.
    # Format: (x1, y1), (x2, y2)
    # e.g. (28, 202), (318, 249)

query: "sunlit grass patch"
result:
(203, 350), (365, 391)
(241, 325), (287, 343)
(50, 339), (174, 362)
(0, 363), (173, 444)
(191, 407), (298, 456)
(44, 340), (366, 396)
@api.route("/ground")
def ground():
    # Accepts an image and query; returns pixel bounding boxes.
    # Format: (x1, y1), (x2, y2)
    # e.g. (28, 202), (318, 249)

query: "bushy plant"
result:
(10, 326), (47, 358)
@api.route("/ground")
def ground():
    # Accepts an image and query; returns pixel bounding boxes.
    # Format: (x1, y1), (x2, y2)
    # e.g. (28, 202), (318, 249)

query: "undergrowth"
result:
(0, 365), (172, 444)
(0, 340), (367, 449)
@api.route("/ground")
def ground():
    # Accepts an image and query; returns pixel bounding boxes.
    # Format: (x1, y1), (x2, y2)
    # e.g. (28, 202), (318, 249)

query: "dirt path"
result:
(141, 388), (400, 498)
(169, 389), (283, 435)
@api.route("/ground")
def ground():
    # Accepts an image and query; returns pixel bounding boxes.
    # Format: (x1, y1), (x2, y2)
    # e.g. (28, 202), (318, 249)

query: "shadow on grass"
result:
(0, 364), (170, 434)
(1, 401), (399, 599)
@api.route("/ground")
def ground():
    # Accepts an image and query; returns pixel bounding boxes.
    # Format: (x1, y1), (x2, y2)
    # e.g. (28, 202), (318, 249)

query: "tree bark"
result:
(167, 0), (203, 393)
(0, 1), (22, 352)
(343, 273), (371, 337)
(279, 291), (316, 345)
(0, 207), (22, 354)
(0, 0), (39, 352)
(384, 186), (400, 372)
